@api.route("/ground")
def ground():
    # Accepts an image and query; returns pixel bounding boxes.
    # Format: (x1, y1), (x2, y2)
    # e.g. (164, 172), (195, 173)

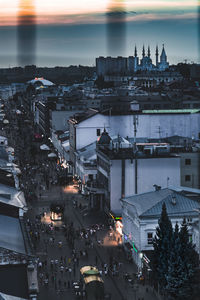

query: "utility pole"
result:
(133, 114), (138, 194)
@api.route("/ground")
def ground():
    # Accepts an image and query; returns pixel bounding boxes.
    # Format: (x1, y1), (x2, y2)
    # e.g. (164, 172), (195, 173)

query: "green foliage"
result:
(153, 208), (198, 300)
(153, 203), (173, 288)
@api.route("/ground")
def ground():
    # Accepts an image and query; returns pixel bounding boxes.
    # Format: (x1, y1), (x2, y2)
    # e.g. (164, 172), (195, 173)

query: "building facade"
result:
(94, 138), (180, 213)
(69, 109), (200, 168)
(121, 188), (200, 268)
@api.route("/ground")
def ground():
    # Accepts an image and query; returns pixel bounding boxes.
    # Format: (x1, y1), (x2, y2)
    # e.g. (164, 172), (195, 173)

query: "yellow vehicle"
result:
(80, 266), (104, 300)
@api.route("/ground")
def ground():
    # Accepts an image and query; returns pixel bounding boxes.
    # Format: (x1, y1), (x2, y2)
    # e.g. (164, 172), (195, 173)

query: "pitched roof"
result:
(0, 184), (26, 209)
(0, 215), (26, 254)
(122, 188), (200, 219)
(141, 192), (200, 218)
(122, 188), (174, 216)
(28, 77), (54, 86)
(69, 109), (99, 124)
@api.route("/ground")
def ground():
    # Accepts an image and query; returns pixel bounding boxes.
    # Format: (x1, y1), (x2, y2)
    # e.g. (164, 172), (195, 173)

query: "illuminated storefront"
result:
(50, 203), (64, 221)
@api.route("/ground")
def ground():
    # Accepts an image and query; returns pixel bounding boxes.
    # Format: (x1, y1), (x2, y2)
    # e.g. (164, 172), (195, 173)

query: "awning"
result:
(48, 152), (57, 158)
(80, 266), (99, 275)
(84, 269), (100, 276)
(84, 276), (104, 285)
(40, 144), (50, 151)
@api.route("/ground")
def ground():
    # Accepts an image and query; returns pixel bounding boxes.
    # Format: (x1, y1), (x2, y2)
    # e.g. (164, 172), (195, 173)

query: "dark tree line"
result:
(152, 203), (199, 300)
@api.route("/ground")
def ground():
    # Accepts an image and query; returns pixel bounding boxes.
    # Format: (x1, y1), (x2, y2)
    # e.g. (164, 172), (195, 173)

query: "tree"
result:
(153, 203), (173, 290)
(177, 218), (198, 299)
(165, 219), (198, 300)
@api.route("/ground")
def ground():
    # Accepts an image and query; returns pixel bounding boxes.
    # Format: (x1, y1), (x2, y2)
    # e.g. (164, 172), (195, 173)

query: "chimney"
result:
(153, 184), (161, 191)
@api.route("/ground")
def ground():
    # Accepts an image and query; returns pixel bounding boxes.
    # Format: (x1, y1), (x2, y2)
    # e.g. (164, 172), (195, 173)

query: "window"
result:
(89, 174), (93, 180)
(185, 159), (191, 165)
(96, 129), (101, 136)
(147, 233), (153, 244)
(185, 175), (191, 182)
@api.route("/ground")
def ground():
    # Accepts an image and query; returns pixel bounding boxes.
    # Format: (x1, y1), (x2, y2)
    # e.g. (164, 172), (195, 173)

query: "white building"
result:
(93, 135), (180, 213)
(120, 188), (200, 269)
(75, 142), (97, 191)
(51, 131), (70, 164)
(69, 108), (200, 166)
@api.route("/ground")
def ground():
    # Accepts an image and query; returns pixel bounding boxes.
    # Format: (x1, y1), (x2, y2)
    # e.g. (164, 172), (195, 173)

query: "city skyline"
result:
(0, 0), (199, 67)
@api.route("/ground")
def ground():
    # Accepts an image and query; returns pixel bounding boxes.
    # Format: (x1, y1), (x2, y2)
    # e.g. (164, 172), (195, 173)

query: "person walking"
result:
(68, 267), (72, 278)
(67, 280), (71, 289)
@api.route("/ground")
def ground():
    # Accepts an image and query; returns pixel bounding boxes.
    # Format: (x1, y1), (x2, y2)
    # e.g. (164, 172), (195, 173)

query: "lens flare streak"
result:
(17, 0), (37, 66)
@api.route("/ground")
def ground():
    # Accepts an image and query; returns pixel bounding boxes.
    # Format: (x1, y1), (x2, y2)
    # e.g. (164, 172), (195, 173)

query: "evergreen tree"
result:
(165, 223), (182, 299)
(177, 218), (198, 299)
(153, 203), (173, 290)
(165, 219), (198, 300)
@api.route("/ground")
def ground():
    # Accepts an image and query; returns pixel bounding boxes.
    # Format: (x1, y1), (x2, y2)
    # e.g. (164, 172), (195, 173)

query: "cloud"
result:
(0, 3), (198, 27)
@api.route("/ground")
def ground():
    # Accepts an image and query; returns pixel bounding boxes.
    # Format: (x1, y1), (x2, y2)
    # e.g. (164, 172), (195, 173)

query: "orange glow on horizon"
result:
(18, 0), (36, 26)
(0, 0), (197, 26)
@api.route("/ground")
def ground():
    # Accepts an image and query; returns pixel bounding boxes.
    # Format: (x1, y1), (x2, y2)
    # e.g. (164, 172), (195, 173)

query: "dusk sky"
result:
(0, 0), (199, 67)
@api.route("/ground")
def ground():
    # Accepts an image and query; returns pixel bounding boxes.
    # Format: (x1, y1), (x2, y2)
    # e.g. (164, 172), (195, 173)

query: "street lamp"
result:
(130, 101), (139, 195)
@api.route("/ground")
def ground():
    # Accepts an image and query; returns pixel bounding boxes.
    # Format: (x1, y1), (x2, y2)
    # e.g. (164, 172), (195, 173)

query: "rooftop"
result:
(142, 109), (200, 114)
(0, 215), (26, 254)
(27, 77), (54, 86)
(69, 108), (99, 124)
(76, 142), (97, 163)
(122, 188), (200, 219)
(0, 184), (26, 210)
(97, 142), (179, 160)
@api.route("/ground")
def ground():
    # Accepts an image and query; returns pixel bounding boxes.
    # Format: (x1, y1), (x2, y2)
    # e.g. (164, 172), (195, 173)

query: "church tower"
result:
(134, 45), (137, 57)
(142, 45), (145, 58)
(158, 44), (169, 71)
(160, 44), (167, 63)
(156, 45), (159, 67)
(133, 45), (138, 72)
(148, 46), (151, 58)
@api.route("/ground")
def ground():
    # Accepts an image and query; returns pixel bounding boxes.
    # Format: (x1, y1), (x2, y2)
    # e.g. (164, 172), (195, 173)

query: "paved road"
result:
(5, 100), (159, 300)
(26, 180), (158, 300)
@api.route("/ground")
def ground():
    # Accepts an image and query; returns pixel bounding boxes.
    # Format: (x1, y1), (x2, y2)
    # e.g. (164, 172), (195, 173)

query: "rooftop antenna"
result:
(133, 114), (138, 194)
(156, 126), (162, 139)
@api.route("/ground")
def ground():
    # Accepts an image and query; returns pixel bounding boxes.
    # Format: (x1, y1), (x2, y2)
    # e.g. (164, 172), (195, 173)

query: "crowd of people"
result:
(4, 101), (148, 300)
